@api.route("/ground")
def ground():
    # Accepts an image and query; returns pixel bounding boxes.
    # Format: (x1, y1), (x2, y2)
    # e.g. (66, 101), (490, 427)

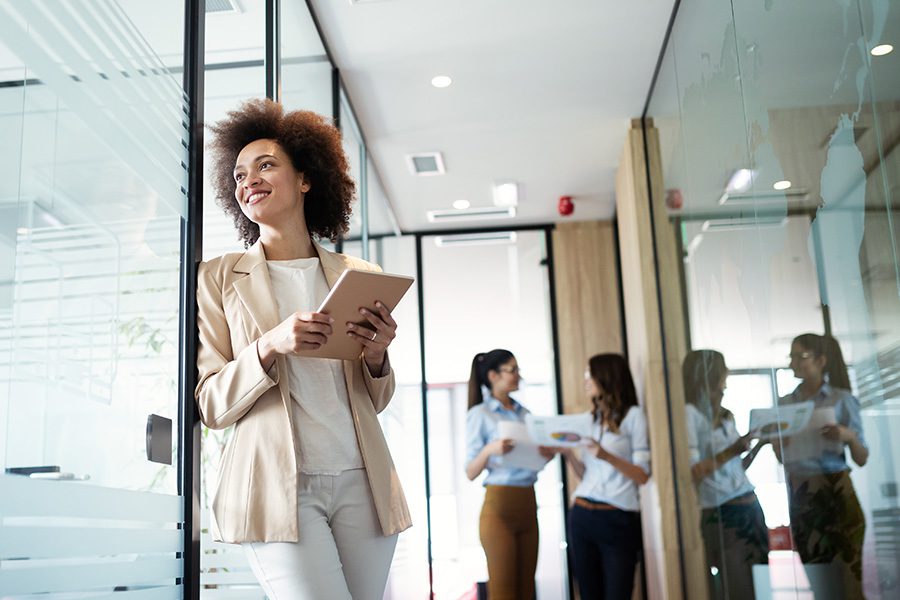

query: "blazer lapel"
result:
(232, 240), (280, 337)
(313, 240), (349, 289)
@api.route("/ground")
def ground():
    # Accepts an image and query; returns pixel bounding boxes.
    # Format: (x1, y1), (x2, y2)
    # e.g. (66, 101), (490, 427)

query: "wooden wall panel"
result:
(616, 119), (707, 600)
(552, 220), (623, 418)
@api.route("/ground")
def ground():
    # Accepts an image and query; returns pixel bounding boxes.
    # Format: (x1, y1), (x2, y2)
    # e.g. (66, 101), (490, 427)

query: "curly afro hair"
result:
(208, 98), (355, 247)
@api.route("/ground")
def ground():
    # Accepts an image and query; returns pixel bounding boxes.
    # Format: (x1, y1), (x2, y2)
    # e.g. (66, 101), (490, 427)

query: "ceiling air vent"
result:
(701, 216), (787, 232)
(426, 206), (516, 223)
(406, 152), (445, 176)
(719, 188), (809, 206)
(435, 232), (518, 247)
(206, 0), (240, 14)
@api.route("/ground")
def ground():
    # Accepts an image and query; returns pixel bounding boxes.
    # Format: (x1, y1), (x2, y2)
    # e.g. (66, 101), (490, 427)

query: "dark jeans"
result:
(569, 503), (642, 600)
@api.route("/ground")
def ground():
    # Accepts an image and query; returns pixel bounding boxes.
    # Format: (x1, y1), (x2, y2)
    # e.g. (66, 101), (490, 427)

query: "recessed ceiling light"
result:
(492, 181), (519, 207)
(452, 199), (470, 210)
(431, 75), (452, 88)
(871, 44), (893, 56)
(773, 180), (792, 190)
(16, 227), (30, 235)
(725, 168), (756, 194)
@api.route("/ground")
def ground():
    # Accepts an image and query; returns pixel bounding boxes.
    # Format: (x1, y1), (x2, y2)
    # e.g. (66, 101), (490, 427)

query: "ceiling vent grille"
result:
(406, 152), (445, 176)
(207, 0), (240, 14)
(435, 232), (518, 247)
(719, 188), (809, 206)
(701, 216), (787, 232)
(426, 206), (516, 223)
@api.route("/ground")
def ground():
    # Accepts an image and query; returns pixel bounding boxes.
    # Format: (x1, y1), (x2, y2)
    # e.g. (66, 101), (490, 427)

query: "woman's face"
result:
(710, 372), (727, 410)
(789, 341), (825, 381)
(585, 369), (608, 412)
(584, 369), (601, 399)
(489, 358), (521, 395)
(232, 139), (309, 228)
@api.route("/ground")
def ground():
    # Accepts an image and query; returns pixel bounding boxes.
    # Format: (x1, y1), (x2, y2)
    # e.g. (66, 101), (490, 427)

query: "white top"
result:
(572, 406), (651, 512)
(685, 403), (754, 508)
(267, 258), (364, 473)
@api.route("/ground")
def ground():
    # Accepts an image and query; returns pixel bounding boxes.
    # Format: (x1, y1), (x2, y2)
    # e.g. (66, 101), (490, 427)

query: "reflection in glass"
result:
(646, 0), (900, 596)
(684, 350), (769, 600)
(777, 334), (868, 598)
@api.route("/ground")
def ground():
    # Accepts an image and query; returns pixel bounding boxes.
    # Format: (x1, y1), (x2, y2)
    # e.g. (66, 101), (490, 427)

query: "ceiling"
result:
(308, 0), (676, 231)
(0, 0), (676, 237)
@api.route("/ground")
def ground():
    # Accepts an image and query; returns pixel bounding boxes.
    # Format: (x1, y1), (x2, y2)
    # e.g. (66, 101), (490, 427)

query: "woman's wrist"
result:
(256, 334), (278, 371)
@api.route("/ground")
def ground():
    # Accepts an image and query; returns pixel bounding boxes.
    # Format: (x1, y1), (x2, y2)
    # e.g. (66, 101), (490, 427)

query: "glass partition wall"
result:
(645, 0), (900, 598)
(0, 0), (195, 596)
(0, 2), (574, 598)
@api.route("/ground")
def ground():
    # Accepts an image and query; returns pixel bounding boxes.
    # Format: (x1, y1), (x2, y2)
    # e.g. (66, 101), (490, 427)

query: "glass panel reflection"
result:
(647, 0), (900, 598)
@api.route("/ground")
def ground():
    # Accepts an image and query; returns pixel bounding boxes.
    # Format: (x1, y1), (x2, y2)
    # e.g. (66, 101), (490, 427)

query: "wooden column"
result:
(615, 119), (707, 600)
(552, 220), (623, 422)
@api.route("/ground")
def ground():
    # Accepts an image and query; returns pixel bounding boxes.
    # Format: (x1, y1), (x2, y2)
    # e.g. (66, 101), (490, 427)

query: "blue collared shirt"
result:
(466, 396), (538, 487)
(781, 382), (867, 475)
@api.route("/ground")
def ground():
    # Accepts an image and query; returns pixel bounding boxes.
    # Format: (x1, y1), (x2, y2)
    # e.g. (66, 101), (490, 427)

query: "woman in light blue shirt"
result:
(777, 334), (867, 599)
(465, 349), (552, 600)
(683, 349), (768, 600)
(563, 353), (650, 600)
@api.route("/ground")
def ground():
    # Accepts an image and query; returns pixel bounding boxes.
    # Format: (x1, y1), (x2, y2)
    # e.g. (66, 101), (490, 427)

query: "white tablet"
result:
(296, 269), (414, 361)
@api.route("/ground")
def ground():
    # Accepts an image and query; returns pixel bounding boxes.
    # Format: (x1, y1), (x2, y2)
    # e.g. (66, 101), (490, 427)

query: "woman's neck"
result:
(799, 376), (824, 399)
(494, 392), (513, 408)
(259, 220), (314, 260)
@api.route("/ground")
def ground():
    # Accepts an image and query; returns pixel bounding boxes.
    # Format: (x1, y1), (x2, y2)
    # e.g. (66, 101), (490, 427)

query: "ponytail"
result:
(467, 349), (515, 409)
(822, 334), (851, 390)
(468, 353), (487, 409)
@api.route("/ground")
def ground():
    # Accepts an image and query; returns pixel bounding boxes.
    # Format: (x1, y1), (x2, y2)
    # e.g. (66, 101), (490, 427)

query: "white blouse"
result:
(266, 258), (363, 474)
(686, 403), (754, 508)
(572, 406), (651, 512)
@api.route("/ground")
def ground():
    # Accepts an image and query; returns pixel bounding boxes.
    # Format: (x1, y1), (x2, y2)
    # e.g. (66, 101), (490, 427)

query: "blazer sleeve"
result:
(195, 260), (279, 430)
(361, 353), (396, 414)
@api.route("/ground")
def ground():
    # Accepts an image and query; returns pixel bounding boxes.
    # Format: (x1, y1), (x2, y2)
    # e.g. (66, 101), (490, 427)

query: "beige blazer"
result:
(195, 239), (412, 543)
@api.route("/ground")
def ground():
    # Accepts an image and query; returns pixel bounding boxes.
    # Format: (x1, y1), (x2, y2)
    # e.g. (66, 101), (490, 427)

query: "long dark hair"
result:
(682, 349), (730, 423)
(793, 333), (851, 390)
(467, 349), (515, 409)
(587, 353), (639, 431)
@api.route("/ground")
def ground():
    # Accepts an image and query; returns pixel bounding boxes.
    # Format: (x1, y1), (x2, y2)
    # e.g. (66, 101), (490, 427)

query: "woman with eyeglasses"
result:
(465, 349), (554, 600)
(777, 333), (867, 599)
(562, 353), (650, 600)
(682, 349), (769, 600)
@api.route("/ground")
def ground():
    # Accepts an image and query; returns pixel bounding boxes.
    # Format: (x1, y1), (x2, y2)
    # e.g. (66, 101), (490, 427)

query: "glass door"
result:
(0, 0), (190, 594)
(420, 229), (570, 600)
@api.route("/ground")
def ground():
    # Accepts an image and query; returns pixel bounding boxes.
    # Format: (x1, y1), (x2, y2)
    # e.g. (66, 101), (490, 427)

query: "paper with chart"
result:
(495, 421), (548, 471)
(749, 400), (815, 439)
(524, 413), (593, 448)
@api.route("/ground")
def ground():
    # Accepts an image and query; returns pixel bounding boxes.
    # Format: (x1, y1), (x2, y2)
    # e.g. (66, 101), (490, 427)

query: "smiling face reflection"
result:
(789, 341), (825, 382)
(232, 139), (310, 229)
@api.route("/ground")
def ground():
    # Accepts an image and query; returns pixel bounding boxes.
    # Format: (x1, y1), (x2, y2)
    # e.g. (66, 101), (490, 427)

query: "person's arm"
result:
(563, 447), (586, 479)
(821, 394), (868, 466)
(693, 433), (751, 480)
(464, 408), (514, 480)
(593, 442), (649, 485)
(586, 410), (651, 485)
(742, 438), (769, 470)
(195, 261), (281, 430)
(466, 439), (514, 481)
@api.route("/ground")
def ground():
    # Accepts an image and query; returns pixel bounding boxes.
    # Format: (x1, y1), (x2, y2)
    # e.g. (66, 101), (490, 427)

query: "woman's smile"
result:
(245, 190), (271, 205)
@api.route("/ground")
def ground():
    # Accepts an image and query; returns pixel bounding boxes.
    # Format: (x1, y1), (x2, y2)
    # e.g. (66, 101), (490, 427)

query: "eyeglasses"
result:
(498, 366), (520, 375)
(788, 352), (813, 360)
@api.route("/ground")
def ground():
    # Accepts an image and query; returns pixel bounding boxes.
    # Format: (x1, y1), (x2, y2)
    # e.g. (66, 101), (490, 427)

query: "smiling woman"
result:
(197, 98), (412, 600)
(208, 99), (355, 248)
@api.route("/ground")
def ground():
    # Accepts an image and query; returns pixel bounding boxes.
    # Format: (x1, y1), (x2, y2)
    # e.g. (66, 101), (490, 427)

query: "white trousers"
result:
(243, 469), (398, 600)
